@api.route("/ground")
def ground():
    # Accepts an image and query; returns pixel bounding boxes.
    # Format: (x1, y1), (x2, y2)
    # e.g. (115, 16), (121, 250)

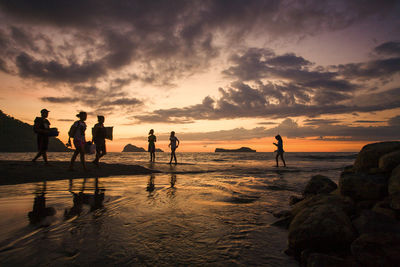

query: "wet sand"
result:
(0, 160), (158, 185)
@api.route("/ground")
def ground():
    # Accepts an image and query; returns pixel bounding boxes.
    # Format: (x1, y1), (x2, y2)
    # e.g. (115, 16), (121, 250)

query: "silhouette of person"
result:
(28, 181), (56, 225)
(146, 173), (155, 193)
(32, 109), (51, 164)
(148, 129), (157, 162)
(273, 134), (286, 167)
(92, 115), (107, 166)
(168, 131), (180, 164)
(69, 112), (87, 171)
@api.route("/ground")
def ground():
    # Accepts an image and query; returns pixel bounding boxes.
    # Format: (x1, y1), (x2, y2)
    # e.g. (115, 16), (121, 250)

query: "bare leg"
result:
(69, 150), (80, 170)
(173, 150), (177, 164)
(79, 150), (87, 171)
(275, 154), (279, 167)
(42, 152), (48, 163)
(32, 151), (42, 162)
(280, 154), (286, 167)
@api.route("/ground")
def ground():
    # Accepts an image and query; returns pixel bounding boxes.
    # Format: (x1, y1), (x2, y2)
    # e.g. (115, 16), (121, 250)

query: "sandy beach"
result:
(0, 160), (157, 185)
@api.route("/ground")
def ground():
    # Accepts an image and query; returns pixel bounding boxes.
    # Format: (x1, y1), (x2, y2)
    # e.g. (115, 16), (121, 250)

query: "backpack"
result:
(68, 122), (78, 138)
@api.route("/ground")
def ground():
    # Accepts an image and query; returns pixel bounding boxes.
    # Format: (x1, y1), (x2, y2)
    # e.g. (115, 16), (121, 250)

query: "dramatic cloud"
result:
(373, 41), (400, 57)
(128, 118), (400, 142)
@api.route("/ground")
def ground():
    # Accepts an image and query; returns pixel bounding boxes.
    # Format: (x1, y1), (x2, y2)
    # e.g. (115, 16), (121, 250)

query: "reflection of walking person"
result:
(273, 134), (286, 167)
(32, 109), (51, 163)
(93, 115), (107, 166)
(148, 129), (156, 162)
(69, 112), (87, 171)
(168, 131), (180, 164)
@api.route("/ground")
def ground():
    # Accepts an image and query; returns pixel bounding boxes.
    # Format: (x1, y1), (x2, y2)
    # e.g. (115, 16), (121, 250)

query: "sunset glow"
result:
(0, 1), (399, 152)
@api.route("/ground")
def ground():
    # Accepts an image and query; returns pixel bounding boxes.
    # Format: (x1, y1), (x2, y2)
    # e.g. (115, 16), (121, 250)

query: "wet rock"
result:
(372, 200), (397, 219)
(272, 209), (291, 218)
(291, 194), (355, 218)
(379, 150), (400, 174)
(270, 216), (291, 229)
(351, 233), (400, 267)
(339, 172), (387, 201)
(390, 192), (400, 211)
(303, 175), (337, 197)
(352, 210), (400, 235)
(288, 204), (357, 255)
(289, 195), (304, 206)
(306, 253), (350, 267)
(353, 141), (400, 173)
(388, 165), (400, 195)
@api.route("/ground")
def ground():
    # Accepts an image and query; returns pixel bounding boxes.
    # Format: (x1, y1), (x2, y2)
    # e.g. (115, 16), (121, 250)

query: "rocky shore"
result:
(272, 141), (400, 266)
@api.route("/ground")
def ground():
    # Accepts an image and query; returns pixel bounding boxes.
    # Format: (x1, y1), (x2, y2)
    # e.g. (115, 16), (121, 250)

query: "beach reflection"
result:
(64, 178), (105, 219)
(28, 181), (56, 225)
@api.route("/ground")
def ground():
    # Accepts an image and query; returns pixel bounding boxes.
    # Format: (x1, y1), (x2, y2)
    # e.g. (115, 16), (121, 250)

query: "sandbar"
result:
(0, 160), (158, 185)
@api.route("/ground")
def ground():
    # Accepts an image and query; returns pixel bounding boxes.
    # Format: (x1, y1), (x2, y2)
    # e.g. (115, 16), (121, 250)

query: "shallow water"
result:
(0, 152), (356, 266)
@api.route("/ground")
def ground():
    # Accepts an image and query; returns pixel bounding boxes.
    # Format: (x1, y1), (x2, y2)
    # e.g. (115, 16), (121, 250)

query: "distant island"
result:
(215, 147), (256, 152)
(0, 110), (71, 152)
(122, 144), (164, 152)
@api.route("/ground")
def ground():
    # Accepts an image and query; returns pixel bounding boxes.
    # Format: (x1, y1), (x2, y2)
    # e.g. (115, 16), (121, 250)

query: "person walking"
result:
(273, 134), (286, 167)
(32, 109), (51, 164)
(92, 115), (107, 165)
(69, 112), (87, 171)
(168, 131), (180, 164)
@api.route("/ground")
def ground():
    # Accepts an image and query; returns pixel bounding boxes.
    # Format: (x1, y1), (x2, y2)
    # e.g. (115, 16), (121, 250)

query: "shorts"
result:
(148, 143), (155, 153)
(37, 135), (49, 151)
(95, 140), (106, 153)
(73, 139), (85, 150)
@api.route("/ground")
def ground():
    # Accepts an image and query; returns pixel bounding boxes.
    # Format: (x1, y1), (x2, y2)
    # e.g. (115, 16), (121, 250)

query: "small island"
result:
(215, 147), (256, 153)
(122, 144), (163, 152)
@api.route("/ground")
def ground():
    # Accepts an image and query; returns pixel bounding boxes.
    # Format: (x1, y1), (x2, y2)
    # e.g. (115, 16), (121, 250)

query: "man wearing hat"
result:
(32, 109), (51, 163)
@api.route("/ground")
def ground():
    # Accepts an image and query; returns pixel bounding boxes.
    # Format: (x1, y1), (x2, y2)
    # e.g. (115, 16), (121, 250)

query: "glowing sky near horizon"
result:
(0, 0), (399, 152)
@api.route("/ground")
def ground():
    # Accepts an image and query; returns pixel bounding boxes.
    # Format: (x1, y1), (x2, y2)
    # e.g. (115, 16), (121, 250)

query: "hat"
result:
(76, 111), (87, 118)
(41, 109), (49, 113)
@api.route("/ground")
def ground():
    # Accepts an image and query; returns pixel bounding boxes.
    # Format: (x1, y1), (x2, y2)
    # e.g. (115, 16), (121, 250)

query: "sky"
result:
(0, 0), (399, 152)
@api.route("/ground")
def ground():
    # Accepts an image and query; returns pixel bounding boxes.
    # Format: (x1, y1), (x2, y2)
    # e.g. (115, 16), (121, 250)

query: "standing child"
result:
(32, 109), (51, 164)
(92, 115), (107, 165)
(273, 134), (286, 167)
(69, 112), (87, 171)
(168, 131), (180, 164)
(148, 129), (156, 162)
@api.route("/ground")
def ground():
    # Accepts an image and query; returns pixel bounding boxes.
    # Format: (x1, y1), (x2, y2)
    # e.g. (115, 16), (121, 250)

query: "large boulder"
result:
(303, 175), (337, 197)
(288, 204), (357, 254)
(339, 172), (387, 202)
(351, 233), (400, 267)
(379, 150), (400, 174)
(291, 194), (355, 218)
(352, 210), (400, 235)
(388, 165), (400, 195)
(353, 141), (400, 173)
(306, 253), (350, 267)
(390, 193), (400, 211)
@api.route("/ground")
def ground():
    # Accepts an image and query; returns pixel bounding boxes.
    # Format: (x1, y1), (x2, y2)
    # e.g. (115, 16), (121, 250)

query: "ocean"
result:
(0, 152), (356, 266)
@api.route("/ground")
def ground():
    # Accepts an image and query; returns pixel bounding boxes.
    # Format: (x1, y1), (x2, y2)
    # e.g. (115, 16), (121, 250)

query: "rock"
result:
(270, 216), (291, 229)
(379, 150), (400, 174)
(339, 172), (387, 201)
(272, 209), (291, 218)
(353, 141), (400, 173)
(352, 210), (400, 235)
(372, 200), (397, 219)
(122, 144), (146, 152)
(289, 195), (304, 205)
(288, 204), (357, 255)
(306, 253), (349, 267)
(215, 147), (256, 152)
(291, 194), (355, 218)
(303, 175), (337, 197)
(390, 193), (400, 211)
(351, 233), (400, 267)
(388, 165), (400, 195)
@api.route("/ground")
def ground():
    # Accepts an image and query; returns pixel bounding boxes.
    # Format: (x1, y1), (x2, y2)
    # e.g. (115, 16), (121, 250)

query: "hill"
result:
(215, 147), (256, 152)
(0, 110), (71, 152)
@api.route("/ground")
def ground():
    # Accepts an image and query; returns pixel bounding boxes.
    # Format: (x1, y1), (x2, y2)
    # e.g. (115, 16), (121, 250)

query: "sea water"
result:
(0, 152), (356, 266)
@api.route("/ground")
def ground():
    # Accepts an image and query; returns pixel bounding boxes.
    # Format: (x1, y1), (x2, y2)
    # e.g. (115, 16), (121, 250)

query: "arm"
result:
(273, 143), (278, 147)
(176, 138), (180, 147)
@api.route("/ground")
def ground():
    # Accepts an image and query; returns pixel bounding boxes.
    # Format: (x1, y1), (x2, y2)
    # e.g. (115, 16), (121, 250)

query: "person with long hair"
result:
(273, 134), (286, 167)
(168, 131), (180, 164)
(148, 129), (157, 162)
(69, 112), (87, 171)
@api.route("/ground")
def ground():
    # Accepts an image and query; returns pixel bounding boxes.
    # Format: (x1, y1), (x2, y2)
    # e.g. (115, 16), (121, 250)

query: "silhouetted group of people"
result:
(32, 109), (286, 168)
(32, 109), (108, 170)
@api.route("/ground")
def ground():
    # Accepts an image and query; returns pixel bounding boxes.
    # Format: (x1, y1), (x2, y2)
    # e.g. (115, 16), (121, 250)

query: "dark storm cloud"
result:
(16, 52), (107, 83)
(337, 57), (400, 80)
(373, 41), (400, 57)
(41, 97), (78, 103)
(354, 120), (385, 123)
(389, 115), (400, 126)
